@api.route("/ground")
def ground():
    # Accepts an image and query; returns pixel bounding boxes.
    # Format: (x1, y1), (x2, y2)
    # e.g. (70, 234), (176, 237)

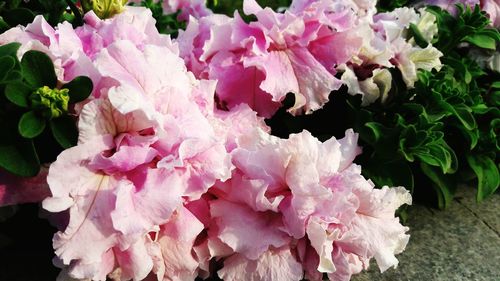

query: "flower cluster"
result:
(176, 0), (443, 115)
(0, 2), (414, 280)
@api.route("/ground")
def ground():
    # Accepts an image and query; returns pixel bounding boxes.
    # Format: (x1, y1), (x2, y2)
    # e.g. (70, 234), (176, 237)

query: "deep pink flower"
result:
(177, 0), (369, 117)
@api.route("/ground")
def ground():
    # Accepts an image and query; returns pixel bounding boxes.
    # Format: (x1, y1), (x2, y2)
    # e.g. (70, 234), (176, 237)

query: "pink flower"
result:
(481, 0), (500, 27)
(76, 6), (172, 60)
(0, 15), (100, 86)
(218, 246), (304, 281)
(162, 0), (213, 21)
(207, 128), (411, 280)
(177, 0), (369, 117)
(42, 40), (232, 280)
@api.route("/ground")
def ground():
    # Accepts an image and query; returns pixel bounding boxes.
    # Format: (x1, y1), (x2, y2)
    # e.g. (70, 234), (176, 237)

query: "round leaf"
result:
(18, 111), (46, 138)
(0, 42), (21, 57)
(50, 116), (78, 149)
(62, 76), (93, 103)
(0, 56), (15, 81)
(0, 139), (40, 177)
(5, 83), (32, 108)
(20, 50), (57, 88)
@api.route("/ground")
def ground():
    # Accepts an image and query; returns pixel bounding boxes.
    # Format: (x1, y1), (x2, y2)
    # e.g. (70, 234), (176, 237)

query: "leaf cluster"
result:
(0, 43), (92, 177)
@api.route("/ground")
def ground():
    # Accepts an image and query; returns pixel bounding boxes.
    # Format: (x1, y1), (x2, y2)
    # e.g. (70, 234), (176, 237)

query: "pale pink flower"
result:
(42, 40), (231, 280)
(207, 128), (411, 280)
(218, 246), (304, 281)
(162, 0), (212, 21)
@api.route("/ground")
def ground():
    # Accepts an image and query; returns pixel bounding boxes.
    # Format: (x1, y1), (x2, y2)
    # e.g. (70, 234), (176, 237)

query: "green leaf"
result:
(0, 56), (15, 81)
(20, 50), (57, 88)
(62, 76), (93, 103)
(0, 42), (21, 57)
(0, 139), (40, 177)
(421, 162), (455, 209)
(458, 126), (479, 149)
(50, 115), (78, 149)
(491, 81), (500, 89)
(5, 83), (32, 108)
(453, 104), (476, 130)
(2, 8), (35, 27)
(466, 154), (500, 202)
(363, 158), (414, 192)
(3, 70), (22, 83)
(464, 34), (497, 50)
(18, 111), (46, 138)
(416, 142), (455, 174)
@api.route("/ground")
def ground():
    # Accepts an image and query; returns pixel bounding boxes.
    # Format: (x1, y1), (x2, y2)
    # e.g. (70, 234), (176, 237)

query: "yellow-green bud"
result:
(30, 86), (70, 119)
(81, 0), (128, 19)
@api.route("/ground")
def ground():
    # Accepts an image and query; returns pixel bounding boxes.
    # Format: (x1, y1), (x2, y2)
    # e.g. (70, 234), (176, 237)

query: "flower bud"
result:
(30, 86), (70, 119)
(81, 0), (128, 19)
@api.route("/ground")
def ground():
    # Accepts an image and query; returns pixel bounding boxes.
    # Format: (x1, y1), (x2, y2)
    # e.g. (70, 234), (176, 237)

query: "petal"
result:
(210, 200), (290, 259)
(218, 247), (303, 281)
(157, 206), (205, 280)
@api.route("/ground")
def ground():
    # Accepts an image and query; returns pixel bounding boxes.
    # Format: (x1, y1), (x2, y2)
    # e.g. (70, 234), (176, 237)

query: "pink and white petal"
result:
(157, 206), (205, 280)
(306, 218), (340, 274)
(50, 174), (120, 267)
(111, 169), (185, 247)
(284, 47), (342, 115)
(337, 129), (362, 171)
(64, 250), (115, 281)
(308, 31), (363, 70)
(243, 50), (300, 103)
(114, 237), (154, 281)
(177, 139), (232, 199)
(43, 135), (114, 212)
(218, 247), (303, 281)
(208, 51), (281, 118)
(78, 98), (153, 144)
(213, 173), (284, 212)
(210, 200), (290, 259)
(90, 144), (158, 174)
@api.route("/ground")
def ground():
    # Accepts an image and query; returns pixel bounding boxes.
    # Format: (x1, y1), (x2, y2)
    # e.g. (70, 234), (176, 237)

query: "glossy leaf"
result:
(421, 162), (455, 209)
(0, 56), (15, 82)
(18, 111), (46, 139)
(5, 83), (32, 108)
(62, 76), (93, 103)
(0, 42), (21, 58)
(467, 154), (500, 202)
(0, 139), (40, 177)
(50, 115), (78, 149)
(20, 50), (57, 88)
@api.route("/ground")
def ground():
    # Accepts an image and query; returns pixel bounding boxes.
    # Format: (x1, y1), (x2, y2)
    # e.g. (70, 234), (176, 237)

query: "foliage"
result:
(376, 0), (411, 12)
(0, 43), (92, 177)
